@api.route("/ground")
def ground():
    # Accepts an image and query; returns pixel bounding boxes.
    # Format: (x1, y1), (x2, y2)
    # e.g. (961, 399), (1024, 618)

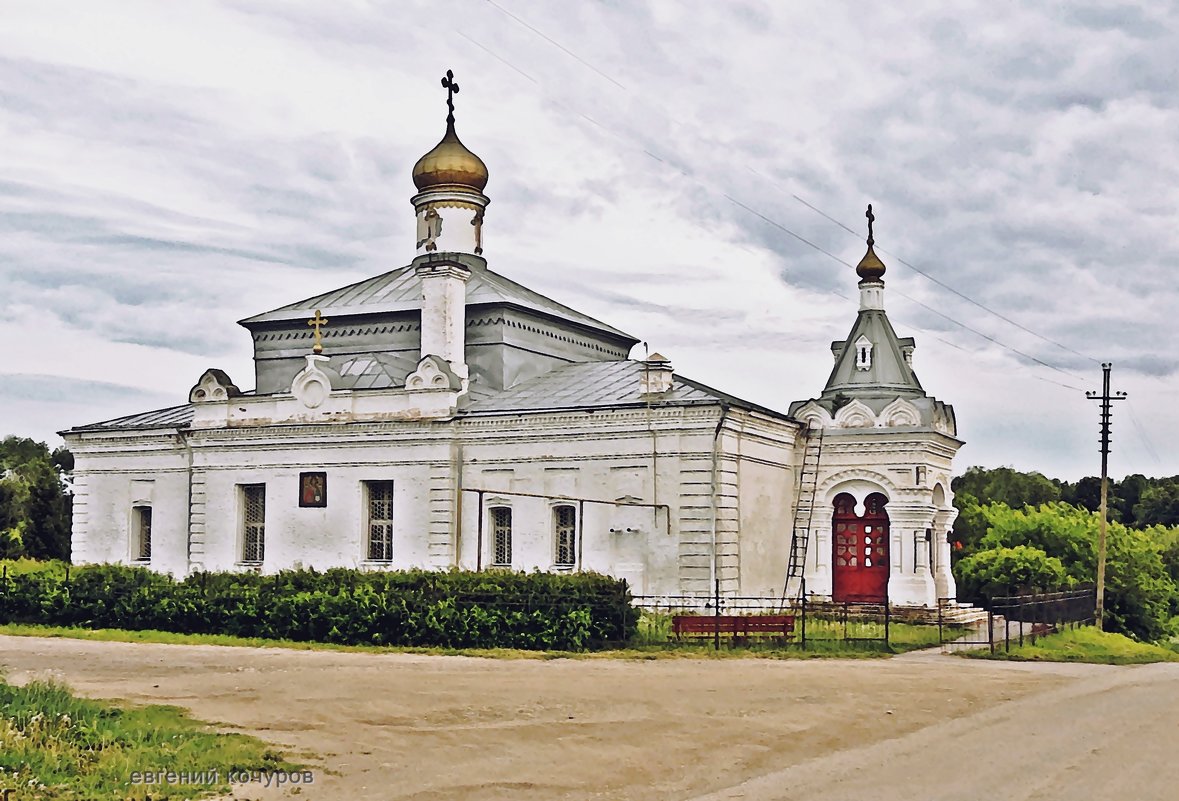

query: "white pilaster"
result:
(415, 256), (472, 384)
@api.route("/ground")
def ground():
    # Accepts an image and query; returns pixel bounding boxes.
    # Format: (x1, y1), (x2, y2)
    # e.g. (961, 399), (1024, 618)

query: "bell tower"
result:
(409, 70), (492, 387)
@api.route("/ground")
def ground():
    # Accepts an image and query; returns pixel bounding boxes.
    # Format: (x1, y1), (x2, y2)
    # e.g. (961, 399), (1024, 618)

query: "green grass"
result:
(0, 619), (947, 660)
(627, 611), (947, 657)
(0, 676), (299, 800)
(964, 625), (1179, 665)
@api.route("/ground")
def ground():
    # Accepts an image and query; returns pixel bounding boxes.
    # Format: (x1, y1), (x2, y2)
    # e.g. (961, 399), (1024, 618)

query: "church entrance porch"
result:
(831, 492), (890, 603)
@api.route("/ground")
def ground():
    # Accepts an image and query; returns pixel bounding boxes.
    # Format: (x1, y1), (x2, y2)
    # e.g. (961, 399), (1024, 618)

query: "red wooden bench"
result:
(672, 614), (795, 642)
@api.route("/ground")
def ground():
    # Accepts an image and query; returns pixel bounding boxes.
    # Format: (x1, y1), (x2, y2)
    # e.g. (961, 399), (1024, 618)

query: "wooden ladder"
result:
(782, 424), (824, 602)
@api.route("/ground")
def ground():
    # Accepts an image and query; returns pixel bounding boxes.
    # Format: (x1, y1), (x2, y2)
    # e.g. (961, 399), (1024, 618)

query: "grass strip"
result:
(0, 676), (299, 800)
(963, 625), (1179, 664)
(0, 620), (942, 660)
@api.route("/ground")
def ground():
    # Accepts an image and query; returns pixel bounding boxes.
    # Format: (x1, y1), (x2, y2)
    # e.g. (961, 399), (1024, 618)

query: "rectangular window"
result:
(491, 507), (512, 567)
(132, 506), (152, 562)
(365, 481), (394, 562)
(554, 505), (576, 567)
(241, 484), (266, 564)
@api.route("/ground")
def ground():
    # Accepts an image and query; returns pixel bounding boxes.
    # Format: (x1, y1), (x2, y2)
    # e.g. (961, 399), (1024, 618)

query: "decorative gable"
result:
(405, 354), (463, 391)
(188, 369), (241, 404)
(793, 400), (833, 429)
(835, 399), (876, 428)
(880, 397), (920, 427)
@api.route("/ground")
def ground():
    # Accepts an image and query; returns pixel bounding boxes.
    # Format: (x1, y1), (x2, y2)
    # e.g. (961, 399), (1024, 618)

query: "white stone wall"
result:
(64, 404), (803, 600)
(186, 425), (454, 573)
(456, 407), (722, 597)
(68, 432), (191, 577)
(800, 428), (961, 606)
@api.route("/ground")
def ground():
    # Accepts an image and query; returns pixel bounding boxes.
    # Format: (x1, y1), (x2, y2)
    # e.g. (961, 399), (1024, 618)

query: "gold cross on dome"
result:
(307, 309), (329, 354)
(866, 204), (875, 247)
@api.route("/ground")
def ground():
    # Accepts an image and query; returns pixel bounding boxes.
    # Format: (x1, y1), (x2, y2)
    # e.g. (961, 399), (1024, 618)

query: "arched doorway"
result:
(832, 491), (890, 603)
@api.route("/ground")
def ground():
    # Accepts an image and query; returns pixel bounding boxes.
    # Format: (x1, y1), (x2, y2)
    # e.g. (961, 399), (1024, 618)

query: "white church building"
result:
(62, 75), (961, 606)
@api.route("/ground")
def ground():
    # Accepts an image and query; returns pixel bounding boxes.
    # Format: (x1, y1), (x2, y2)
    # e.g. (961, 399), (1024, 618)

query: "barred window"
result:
(490, 507), (512, 567)
(132, 506), (152, 562)
(241, 484), (266, 563)
(365, 481), (394, 562)
(554, 505), (576, 567)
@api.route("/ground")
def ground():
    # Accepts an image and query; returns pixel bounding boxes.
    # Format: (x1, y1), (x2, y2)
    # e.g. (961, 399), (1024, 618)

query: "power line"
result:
(479, 0), (1100, 381)
(777, 179), (1100, 366)
(483, 0), (626, 90)
(1125, 400), (1162, 467)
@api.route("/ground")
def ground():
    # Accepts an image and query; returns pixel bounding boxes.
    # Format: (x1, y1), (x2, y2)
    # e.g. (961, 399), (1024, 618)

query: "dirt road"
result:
(1, 636), (1173, 800)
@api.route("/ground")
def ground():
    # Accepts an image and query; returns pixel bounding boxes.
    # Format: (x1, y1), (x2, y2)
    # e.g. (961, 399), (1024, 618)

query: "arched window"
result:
(490, 507), (512, 567)
(554, 505), (577, 567)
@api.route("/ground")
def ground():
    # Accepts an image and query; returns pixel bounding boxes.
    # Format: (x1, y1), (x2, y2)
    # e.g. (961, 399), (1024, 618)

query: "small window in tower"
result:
(854, 335), (873, 370)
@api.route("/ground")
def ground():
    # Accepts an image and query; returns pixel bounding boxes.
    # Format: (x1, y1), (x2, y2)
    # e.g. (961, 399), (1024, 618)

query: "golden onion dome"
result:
(856, 244), (886, 282)
(412, 120), (489, 193)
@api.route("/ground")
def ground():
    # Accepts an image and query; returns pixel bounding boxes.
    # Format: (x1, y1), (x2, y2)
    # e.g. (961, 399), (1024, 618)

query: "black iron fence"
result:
(937, 586), (1096, 653)
(631, 594), (891, 650)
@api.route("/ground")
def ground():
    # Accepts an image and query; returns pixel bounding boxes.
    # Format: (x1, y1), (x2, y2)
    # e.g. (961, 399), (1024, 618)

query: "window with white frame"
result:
(854, 334), (873, 370)
(240, 484), (266, 563)
(132, 506), (152, 562)
(490, 506), (512, 567)
(554, 505), (576, 567)
(365, 480), (394, 562)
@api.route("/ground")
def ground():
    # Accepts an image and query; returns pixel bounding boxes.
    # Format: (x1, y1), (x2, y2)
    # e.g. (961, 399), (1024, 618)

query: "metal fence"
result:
(631, 594), (891, 650)
(937, 586), (1096, 653)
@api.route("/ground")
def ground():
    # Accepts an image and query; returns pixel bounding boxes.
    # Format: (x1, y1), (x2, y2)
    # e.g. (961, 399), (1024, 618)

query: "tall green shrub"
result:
(0, 565), (638, 651)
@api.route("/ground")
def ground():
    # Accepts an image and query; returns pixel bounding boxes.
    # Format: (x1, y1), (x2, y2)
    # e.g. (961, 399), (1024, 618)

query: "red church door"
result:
(832, 492), (890, 603)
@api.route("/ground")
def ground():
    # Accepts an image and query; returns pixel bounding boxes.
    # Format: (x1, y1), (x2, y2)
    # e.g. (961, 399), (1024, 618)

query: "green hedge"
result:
(0, 565), (638, 651)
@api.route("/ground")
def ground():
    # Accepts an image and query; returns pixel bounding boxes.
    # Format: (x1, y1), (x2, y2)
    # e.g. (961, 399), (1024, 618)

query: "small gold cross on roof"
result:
(308, 309), (329, 354)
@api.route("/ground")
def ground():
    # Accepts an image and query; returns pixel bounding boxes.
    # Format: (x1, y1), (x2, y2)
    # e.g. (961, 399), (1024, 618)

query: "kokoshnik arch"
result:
(61, 73), (960, 607)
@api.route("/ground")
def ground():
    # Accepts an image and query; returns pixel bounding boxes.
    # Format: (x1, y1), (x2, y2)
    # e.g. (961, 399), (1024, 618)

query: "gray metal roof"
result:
(332, 352), (419, 391)
(822, 308), (924, 399)
(462, 360), (792, 419)
(64, 361), (792, 434)
(240, 261), (635, 341)
(65, 404), (194, 434)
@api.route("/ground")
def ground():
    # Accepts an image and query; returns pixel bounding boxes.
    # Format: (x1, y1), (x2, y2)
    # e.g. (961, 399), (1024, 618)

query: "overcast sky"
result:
(1, 0), (1174, 480)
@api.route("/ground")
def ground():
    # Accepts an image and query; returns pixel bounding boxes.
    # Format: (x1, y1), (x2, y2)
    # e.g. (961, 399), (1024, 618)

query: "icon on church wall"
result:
(299, 472), (328, 508)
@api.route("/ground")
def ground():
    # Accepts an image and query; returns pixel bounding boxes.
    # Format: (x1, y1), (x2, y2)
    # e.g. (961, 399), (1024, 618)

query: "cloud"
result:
(0, 0), (1176, 479)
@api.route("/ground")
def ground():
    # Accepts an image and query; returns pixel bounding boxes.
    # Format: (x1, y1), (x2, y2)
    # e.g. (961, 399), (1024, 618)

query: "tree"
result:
(0, 435), (73, 561)
(955, 545), (1071, 601)
(1134, 481), (1179, 528)
(962, 501), (1176, 640)
(1114, 474), (1149, 527)
(952, 466), (1061, 509)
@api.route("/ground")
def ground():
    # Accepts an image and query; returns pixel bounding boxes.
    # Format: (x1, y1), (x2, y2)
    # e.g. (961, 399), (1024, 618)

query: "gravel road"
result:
(2, 635), (1168, 800)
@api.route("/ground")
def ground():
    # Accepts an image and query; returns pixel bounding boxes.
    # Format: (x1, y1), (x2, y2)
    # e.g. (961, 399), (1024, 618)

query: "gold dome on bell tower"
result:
(856, 203), (886, 283)
(412, 69), (489, 193)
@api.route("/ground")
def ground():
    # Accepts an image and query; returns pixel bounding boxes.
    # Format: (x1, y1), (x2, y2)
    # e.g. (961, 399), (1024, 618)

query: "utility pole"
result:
(1085, 363), (1126, 631)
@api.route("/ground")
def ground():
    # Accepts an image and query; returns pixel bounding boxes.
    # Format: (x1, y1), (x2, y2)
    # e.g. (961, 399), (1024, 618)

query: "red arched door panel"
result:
(832, 491), (890, 603)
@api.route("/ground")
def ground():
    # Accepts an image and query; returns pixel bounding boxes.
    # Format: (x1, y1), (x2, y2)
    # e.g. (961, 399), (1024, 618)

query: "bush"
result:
(953, 501), (1178, 641)
(0, 565), (638, 651)
(955, 545), (1072, 600)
